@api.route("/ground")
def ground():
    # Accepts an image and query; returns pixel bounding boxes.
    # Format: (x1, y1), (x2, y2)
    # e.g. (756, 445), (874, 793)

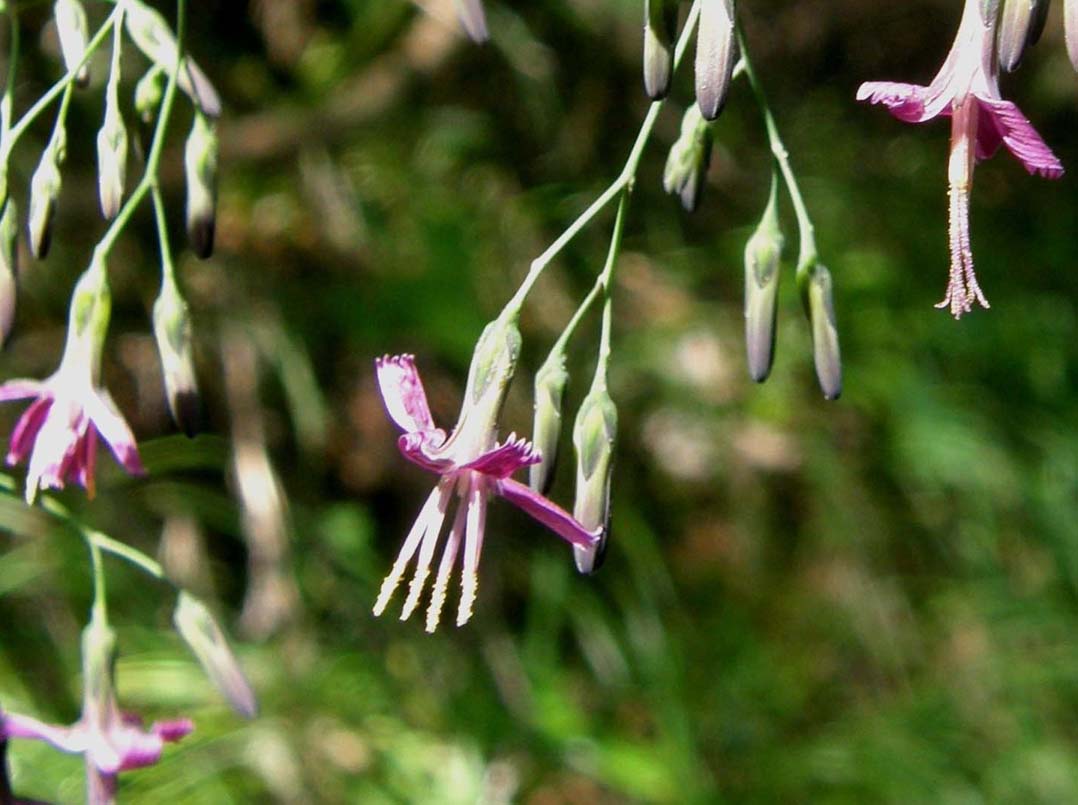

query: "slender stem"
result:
(594, 192), (630, 380)
(504, 0), (702, 316)
(1, 6), (19, 137)
(151, 183), (177, 287)
(87, 528), (167, 581)
(88, 537), (108, 621)
(736, 26), (818, 275)
(96, 0), (187, 258)
(548, 277), (604, 360)
(5, 6), (120, 148)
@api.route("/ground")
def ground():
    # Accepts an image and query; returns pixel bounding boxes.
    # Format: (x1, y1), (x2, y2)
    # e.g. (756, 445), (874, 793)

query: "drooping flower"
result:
(374, 329), (599, 632)
(0, 261), (144, 502)
(0, 618), (192, 804)
(857, 0), (1063, 318)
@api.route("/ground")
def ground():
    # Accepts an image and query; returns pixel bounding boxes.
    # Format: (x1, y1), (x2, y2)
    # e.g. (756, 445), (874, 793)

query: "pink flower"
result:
(1, 710), (192, 803)
(857, 0), (1063, 318)
(1, 618), (191, 805)
(0, 366), (144, 503)
(374, 354), (599, 632)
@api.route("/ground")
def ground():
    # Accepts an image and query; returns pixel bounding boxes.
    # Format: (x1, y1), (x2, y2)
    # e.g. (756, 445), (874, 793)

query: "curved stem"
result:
(504, 0), (702, 317)
(736, 25), (818, 277)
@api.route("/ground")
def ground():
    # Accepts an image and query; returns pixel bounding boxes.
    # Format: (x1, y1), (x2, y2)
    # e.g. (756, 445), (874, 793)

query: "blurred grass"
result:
(2, 0), (1078, 802)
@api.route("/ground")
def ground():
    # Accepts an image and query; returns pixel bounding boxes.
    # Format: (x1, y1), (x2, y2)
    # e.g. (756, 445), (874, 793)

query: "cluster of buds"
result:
(654, 1), (842, 397)
(0, 0), (223, 500)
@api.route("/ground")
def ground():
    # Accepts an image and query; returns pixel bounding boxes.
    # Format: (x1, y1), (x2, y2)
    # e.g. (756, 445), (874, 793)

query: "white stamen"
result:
(426, 493), (468, 633)
(373, 482), (451, 617)
(456, 479), (487, 627)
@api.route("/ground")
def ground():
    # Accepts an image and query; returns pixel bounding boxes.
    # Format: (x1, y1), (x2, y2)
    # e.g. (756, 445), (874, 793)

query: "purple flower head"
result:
(0, 262), (144, 502)
(374, 351), (599, 632)
(0, 619), (192, 805)
(857, 0), (1063, 318)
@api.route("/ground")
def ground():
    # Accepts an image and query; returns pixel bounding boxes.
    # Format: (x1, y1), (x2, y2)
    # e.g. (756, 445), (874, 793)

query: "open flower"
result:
(0, 619), (192, 804)
(374, 351), (599, 632)
(857, 0), (1063, 317)
(0, 261), (144, 502)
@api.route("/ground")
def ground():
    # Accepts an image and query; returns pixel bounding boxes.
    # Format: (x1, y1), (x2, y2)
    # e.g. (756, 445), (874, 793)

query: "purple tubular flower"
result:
(0, 373), (144, 503)
(857, 0), (1063, 318)
(374, 354), (599, 632)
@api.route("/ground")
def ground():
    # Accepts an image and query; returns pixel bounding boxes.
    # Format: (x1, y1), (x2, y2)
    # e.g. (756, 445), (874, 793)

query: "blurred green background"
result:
(4, 0), (1078, 801)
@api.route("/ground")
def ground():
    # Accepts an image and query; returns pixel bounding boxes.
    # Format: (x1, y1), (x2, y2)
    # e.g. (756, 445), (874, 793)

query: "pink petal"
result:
(461, 433), (540, 479)
(856, 81), (933, 123)
(150, 718), (194, 743)
(0, 379), (46, 403)
(84, 389), (145, 476)
(397, 431), (451, 473)
(497, 478), (600, 549)
(376, 355), (439, 435)
(6, 397), (52, 465)
(1, 712), (87, 754)
(976, 96), (1064, 178)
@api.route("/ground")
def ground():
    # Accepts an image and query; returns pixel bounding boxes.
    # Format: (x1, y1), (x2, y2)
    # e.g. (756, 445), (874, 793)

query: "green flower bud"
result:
(695, 0), (736, 120)
(529, 354), (568, 494)
(134, 67), (165, 124)
(663, 104), (713, 212)
(644, 0), (679, 100)
(743, 175), (783, 382)
(0, 199), (18, 343)
(80, 613), (118, 738)
(800, 262), (842, 400)
(463, 313), (521, 412)
(125, 0), (221, 118)
(174, 592), (257, 718)
(67, 257), (110, 372)
(572, 386), (616, 575)
(96, 81), (128, 220)
(154, 280), (201, 436)
(53, 0), (89, 87)
(27, 133), (65, 260)
(998, 0), (1050, 72)
(184, 114), (218, 259)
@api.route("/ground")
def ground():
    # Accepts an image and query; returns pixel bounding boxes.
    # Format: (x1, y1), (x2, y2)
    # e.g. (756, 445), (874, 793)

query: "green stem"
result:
(594, 191), (630, 382)
(88, 537), (108, 621)
(151, 183), (177, 287)
(736, 26), (818, 278)
(504, 0), (702, 317)
(96, 0), (187, 258)
(1, 6), (19, 137)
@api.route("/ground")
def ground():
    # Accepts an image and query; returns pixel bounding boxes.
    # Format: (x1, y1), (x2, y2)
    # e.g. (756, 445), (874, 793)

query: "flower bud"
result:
(96, 82), (128, 220)
(644, 0), (679, 100)
(154, 281), (201, 436)
(662, 104), (713, 212)
(529, 355), (568, 494)
(695, 0), (736, 120)
(27, 135), (64, 260)
(744, 177), (783, 383)
(464, 313), (522, 411)
(454, 0), (489, 43)
(1066, 0), (1078, 73)
(125, 0), (221, 118)
(997, 0), (1049, 72)
(0, 199), (18, 344)
(184, 114), (218, 259)
(571, 386), (616, 575)
(800, 262), (842, 400)
(53, 0), (89, 87)
(67, 257), (111, 377)
(173, 592), (258, 718)
(134, 67), (165, 124)
(80, 613), (118, 737)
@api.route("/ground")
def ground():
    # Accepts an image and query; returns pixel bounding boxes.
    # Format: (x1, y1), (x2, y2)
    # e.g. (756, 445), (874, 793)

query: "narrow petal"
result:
(84, 390), (145, 476)
(7, 397), (52, 465)
(856, 81), (932, 123)
(397, 431), (450, 473)
(1, 712), (87, 754)
(461, 433), (540, 479)
(375, 355), (439, 435)
(976, 96), (1064, 178)
(0, 379), (46, 403)
(426, 496), (468, 633)
(497, 478), (600, 549)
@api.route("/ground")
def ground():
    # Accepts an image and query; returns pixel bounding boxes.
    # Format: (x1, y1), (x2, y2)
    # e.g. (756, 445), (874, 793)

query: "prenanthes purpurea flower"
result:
(857, 0), (1063, 318)
(374, 334), (598, 632)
